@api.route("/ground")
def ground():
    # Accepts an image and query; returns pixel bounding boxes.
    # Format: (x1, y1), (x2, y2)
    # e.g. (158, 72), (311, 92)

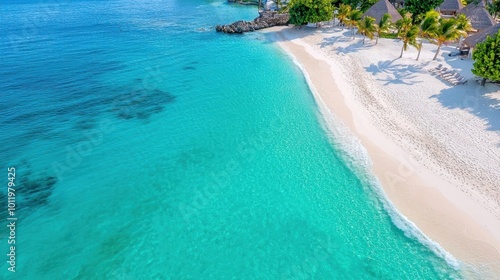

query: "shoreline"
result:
(264, 26), (500, 278)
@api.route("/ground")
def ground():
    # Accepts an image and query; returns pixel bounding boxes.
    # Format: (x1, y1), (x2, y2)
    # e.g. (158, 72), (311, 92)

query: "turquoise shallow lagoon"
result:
(0, 0), (463, 278)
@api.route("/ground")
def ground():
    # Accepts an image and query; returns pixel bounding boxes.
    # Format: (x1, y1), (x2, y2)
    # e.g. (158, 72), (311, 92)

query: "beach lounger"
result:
(448, 76), (461, 84)
(439, 70), (455, 78)
(448, 78), (460, 85)
(441, 70), (456, 77)
(428, 64), (444, 73)
(452, 77), (467, 85)
(444, 72), (460, 81)
(447, 73), (462, 80)
(432, 67), (448, 75)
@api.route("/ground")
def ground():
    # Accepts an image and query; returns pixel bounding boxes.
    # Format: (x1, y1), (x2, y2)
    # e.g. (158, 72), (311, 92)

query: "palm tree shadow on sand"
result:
(430, 83), (500, 136)
(334, 39), (366, 54)
(318, 33), (355, 48)
(365, 59), (424, 85)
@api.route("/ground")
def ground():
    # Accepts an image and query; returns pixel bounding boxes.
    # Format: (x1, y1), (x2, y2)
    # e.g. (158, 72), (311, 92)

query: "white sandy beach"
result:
(264, 25), (500, 277)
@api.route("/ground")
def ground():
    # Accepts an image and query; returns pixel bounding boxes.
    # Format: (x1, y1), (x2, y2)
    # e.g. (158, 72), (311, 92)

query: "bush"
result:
(404, 0), (444, 21)
(288, 0), (334, 25)
(472, 30), (500, 85)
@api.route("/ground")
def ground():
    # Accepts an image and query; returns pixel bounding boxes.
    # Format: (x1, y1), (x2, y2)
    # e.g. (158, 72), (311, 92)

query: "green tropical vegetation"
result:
(396, 13), (421, 58)
(345, 8), (363, 38)
(416, 11), (439, 61)
(331, 0), (343, 7)
(404, 0), (444, 21)
(455, 14), (472, 34)
(312, 1), (474, 61)
(395, 11), (412, 34)
(431, 17), (465, 60)
(357, 16), (377, 44)
(341, 0), (378, 12)
(379, 32), (399, 39)
(472, 30), (500, 86)
(288, 0), (334, 25)
(375, 13), (393, 44)
(337, 3), (351, 29)
(359, 0), (378, 12)
(454, 13), (472, 48)
(487, 0), (500, 20)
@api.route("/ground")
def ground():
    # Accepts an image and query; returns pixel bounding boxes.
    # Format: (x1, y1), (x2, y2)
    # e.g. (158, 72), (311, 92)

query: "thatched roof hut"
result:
(457, 0), (495, 31)
(437, 0), (464, 15)
(463, 23), (500, 48)
(363, 0), (403, 23)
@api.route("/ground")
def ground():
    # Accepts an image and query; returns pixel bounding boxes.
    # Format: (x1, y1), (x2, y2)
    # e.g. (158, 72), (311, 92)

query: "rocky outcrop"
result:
(215, 11), (290, 34)
(228, 0), (260, 5)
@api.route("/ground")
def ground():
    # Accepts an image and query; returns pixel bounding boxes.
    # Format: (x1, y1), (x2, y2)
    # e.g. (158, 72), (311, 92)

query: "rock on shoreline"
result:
(215, 11), (290, 34)
(228, 0), (260, 5)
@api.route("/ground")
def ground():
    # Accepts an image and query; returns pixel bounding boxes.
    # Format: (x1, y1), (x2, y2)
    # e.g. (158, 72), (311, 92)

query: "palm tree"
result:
(357, 16), (377, 44)
(416, 11), (439, 61)
(345, 9), (363, 38)
(395, 12), (412, 37)
(487, 0), (500, 20)
(375, 13), (393, 45)
(454, 13), (472, 49)
(432, 18), (463, 60)
(455, 13), (471, 32)
(399, 25), (420, 58)
(397, 14), (420, 58)
(337, 4), (351, 29)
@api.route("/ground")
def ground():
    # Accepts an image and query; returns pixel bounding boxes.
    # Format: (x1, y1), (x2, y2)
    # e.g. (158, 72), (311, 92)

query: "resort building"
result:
(462, 22), (500, 51)
(389, 0), (405, 9)
(437, 0), (464, 16)
(363, 0), (403, 22)
(457, 0), (496, 32)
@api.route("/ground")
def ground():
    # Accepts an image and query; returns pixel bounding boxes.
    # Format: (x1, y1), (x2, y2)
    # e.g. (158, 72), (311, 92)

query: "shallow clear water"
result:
(0, 0), (462, 279)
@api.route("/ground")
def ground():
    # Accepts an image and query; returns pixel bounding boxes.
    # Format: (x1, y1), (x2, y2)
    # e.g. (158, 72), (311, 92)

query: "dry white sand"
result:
(262, 24), (500, 277)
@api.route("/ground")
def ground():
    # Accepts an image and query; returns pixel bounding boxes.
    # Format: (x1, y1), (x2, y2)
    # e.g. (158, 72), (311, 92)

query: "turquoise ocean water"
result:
(1, 0), (464, 278)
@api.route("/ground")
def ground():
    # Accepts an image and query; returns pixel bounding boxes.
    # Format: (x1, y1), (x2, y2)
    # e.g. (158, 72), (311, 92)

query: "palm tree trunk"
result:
(416, 41), (422, 61)
(433, 42), (442, 60)
(400, 44), (404, 58)
(258, 0), (261, 11)
(376, 34), (379, 45)
(481, 78), (486, 86)
(363, 34), (366, 44)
